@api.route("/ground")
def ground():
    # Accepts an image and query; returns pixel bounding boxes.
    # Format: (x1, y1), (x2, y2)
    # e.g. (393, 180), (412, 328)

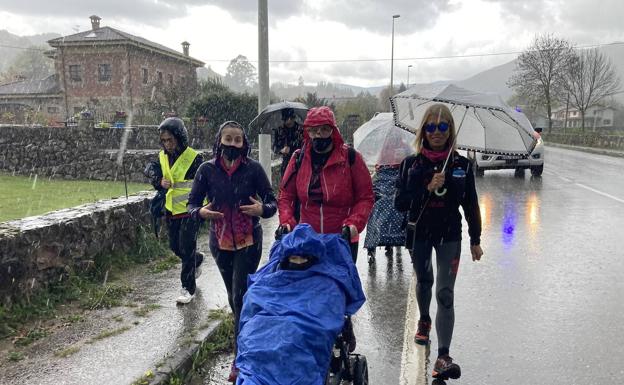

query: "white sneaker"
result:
(195, 265), (202, 279)
(176, 289), (194, 304)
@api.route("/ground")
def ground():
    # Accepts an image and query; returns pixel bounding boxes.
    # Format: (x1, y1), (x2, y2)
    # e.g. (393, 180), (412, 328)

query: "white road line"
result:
(575, 183), (624, 204)
(399, 272), (427, 385)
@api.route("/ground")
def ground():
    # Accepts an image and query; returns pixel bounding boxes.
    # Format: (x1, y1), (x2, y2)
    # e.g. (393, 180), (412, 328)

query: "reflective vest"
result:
(159, 147), (198, 215)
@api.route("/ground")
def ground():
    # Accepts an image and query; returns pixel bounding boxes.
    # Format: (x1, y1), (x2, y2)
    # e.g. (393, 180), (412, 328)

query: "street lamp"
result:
(390, 14), (400, 94)
(407, 64), (413, 89)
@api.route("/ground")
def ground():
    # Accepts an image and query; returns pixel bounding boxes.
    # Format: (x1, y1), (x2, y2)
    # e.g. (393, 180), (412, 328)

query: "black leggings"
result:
(210, 242), (262, 352)
(167, 216), (203, 295)
(410, 240), (461, 355)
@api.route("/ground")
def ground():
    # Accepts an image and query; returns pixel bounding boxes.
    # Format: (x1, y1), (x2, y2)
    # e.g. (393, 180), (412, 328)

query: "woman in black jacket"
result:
(394, 103), (483, 381)
(187, 121), (277, 382)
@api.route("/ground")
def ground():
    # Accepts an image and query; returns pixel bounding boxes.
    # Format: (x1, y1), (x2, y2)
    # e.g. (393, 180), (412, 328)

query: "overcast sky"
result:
(1, 0), (624, 87)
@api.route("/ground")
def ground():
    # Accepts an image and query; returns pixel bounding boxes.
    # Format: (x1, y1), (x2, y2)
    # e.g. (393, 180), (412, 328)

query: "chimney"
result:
(182, 41), (190, 57)
(90, 15), (101, 30)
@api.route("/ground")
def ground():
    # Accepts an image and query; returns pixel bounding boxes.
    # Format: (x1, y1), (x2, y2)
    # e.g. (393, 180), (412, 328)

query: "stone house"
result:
(0, 15), (204, 122)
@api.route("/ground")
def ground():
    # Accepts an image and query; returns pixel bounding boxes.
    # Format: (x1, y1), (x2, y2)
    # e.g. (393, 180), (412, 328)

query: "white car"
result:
(467, 127), (544, 177)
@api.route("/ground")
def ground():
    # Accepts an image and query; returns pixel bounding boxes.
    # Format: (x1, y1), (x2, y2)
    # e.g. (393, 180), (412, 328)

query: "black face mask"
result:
(221, 145), (243, 160)
(312, 137), (333, 153)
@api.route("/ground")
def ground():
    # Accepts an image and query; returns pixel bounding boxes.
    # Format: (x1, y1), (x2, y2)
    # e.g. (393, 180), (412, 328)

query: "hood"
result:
(212, 121), (251, 159)
(279, 223), (327, 261)
(158, 117), (189, 150)
(302, 106), (344, 148)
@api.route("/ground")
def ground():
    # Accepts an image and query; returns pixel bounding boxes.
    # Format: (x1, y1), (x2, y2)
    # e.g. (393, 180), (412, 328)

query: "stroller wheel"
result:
(353, 355), (369, 385)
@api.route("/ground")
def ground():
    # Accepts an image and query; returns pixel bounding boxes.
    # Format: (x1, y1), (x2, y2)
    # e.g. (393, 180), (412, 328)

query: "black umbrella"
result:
(249, 101), (309, 134)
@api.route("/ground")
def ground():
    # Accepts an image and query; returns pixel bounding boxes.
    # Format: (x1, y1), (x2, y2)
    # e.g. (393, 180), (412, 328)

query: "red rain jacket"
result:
(278, 107), (374, 235)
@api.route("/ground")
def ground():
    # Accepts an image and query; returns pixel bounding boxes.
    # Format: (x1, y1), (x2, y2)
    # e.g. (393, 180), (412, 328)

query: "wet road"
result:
(205, 146), (624, 384)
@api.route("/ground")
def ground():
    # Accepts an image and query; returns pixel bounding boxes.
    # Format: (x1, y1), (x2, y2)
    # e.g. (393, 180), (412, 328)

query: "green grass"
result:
(0, 173), (149, 222)
(88, 326), (132, 343)
(54, 345), (81, 358)
(0, 225), (171, 341)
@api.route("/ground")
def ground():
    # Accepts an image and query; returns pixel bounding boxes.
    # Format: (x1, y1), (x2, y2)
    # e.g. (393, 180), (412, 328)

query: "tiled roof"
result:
(48, 27), (204, 66)
(0, 74), (61, 95)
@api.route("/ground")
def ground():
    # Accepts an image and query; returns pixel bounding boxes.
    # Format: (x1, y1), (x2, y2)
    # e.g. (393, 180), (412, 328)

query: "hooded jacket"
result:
(187, 123), (277, 251)
(278, 106), (374, 235)
(144, 118), (203, 213)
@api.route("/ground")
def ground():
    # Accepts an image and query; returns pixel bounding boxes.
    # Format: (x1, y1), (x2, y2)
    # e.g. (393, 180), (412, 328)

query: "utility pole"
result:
(407, 64), (413, 89)
(258, 0), (271, 184)
(390, 14), (400, 94)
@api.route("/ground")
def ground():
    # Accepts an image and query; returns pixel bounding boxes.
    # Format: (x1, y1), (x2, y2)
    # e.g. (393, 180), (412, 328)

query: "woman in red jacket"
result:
(278, 106), (374, 262)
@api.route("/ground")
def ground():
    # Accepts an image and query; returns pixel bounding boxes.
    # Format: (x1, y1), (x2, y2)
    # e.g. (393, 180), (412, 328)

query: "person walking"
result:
(187, 121), (277, 382)
(277, 106), (374, 263)
(394, 103), (483, 381)
(144, 117), (204, 305)
(272, 107), (304, 177)
(364, 164), (406, 263)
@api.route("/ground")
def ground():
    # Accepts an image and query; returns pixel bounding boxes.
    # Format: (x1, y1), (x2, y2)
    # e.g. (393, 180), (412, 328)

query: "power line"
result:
(2, 40), (624, 63)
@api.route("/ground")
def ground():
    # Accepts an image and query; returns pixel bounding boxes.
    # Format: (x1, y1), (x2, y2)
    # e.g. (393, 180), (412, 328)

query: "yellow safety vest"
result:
(159, 147), (199, 215)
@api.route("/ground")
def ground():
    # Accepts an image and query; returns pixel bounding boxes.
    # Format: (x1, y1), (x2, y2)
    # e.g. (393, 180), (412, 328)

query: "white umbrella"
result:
(353, 113), (416, 166)
(390, 84), (537, 160)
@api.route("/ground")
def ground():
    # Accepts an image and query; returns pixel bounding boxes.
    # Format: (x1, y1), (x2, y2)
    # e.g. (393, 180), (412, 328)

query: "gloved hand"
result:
(275, 224), (290, 240)
(341, 226), (351, 243)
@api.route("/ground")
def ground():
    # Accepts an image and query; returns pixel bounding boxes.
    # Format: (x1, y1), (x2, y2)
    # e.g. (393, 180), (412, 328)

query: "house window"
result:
(47, 106), (59, 114)
(168, 74), (173, 85)
(73, 107), (83, 114)
(98, 64), (111, 81)
(603, 119), (611, 125)
(69, 65), (82, 81)
(142, 68), (149, 84)
(157, 71), (163, 83)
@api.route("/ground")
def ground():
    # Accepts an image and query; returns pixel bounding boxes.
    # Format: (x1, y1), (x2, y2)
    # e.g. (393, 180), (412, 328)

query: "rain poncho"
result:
(235, 224), (365, 385)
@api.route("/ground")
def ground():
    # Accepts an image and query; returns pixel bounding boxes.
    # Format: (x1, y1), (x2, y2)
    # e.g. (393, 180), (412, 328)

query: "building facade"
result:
(0, 15), (204, 122)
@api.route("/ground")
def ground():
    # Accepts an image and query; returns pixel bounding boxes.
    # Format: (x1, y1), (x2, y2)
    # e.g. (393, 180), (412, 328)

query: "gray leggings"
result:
(410, 241), (461, 352)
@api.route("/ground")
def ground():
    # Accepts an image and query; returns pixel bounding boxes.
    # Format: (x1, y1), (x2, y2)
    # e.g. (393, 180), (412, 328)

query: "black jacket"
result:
(394, 152), (481, 247)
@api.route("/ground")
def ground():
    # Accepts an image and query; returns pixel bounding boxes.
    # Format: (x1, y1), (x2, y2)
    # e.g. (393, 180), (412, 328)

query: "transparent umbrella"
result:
(353, 112), (416, 166)
(391, 83), (538, 168)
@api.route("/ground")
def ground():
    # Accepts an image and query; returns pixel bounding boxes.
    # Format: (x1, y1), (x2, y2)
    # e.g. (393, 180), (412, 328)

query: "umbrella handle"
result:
(441, 106), (470, 174)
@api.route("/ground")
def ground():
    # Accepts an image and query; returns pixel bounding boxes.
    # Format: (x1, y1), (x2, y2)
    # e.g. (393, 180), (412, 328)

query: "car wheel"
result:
(514, 168), (525, 178)
(530, 165), (543, 176)
(475, 165), (484, 177)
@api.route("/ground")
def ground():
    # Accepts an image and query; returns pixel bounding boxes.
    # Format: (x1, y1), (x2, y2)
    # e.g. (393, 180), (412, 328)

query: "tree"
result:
(508, 34), (574, 132)
(377, 86), (394, 112)
(224, 55), (257, 93)
(187, 78), (258, 147)
(294, 92), (336, 110)
(0, 45), (54, 83)
(561, 48), (620, 132)
(140, 76), (198, 123)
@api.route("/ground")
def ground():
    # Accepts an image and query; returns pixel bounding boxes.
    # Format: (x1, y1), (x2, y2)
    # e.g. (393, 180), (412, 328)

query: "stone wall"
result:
(543, 132), (624, 150)
(0, 125), (213, 182)
(0, 192), (153, 305)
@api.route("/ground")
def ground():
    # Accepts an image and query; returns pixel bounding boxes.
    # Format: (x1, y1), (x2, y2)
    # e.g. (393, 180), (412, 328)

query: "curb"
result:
(546, 142), (624, 158)
(148, 318), (225, 385)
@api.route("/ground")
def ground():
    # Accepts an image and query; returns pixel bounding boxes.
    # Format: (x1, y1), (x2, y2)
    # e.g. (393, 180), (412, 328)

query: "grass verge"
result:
(0, 225), (172, 342)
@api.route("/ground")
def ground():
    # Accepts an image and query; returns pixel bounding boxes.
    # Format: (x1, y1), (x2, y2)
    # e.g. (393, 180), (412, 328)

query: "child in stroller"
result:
(234, 224), (367, 385)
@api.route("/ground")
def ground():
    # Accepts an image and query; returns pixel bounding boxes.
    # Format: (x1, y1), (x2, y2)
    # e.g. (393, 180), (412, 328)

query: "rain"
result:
(0, 3), (623, 385)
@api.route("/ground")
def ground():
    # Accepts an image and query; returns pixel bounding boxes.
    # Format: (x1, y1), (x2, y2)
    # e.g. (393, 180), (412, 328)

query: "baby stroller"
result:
(235, 224), (368, 385)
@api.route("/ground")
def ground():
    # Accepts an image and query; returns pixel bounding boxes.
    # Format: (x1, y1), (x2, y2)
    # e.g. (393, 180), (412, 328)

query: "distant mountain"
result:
(0, 30), (60, 73)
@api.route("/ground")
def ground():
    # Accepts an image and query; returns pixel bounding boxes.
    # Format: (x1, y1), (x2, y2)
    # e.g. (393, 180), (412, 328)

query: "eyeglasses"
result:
(423, 122), (450, 133)
(307, 126), (333, 136)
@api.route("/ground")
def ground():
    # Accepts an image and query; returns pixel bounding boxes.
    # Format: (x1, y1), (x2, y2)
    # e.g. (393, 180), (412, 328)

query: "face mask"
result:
(221, 144), (243, 160)
(312, 137), (333, 153)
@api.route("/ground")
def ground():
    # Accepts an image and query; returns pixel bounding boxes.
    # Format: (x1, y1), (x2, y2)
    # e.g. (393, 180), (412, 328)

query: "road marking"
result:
(399, 272), (428, 385)
(575, 183), (624, 204)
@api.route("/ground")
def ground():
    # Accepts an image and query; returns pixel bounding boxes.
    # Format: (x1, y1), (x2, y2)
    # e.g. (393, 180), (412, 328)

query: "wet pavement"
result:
(204, 146), (624, 385)
(0, 219), (278, 385)
(2, 145), (622, 385)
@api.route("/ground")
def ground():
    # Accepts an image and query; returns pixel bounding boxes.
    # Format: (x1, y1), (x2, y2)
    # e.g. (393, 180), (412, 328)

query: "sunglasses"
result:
(423, 122), (450, 133)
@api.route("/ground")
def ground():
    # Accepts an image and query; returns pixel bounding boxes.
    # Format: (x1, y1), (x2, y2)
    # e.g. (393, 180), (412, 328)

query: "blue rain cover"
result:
(235, 224), (365, 385)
